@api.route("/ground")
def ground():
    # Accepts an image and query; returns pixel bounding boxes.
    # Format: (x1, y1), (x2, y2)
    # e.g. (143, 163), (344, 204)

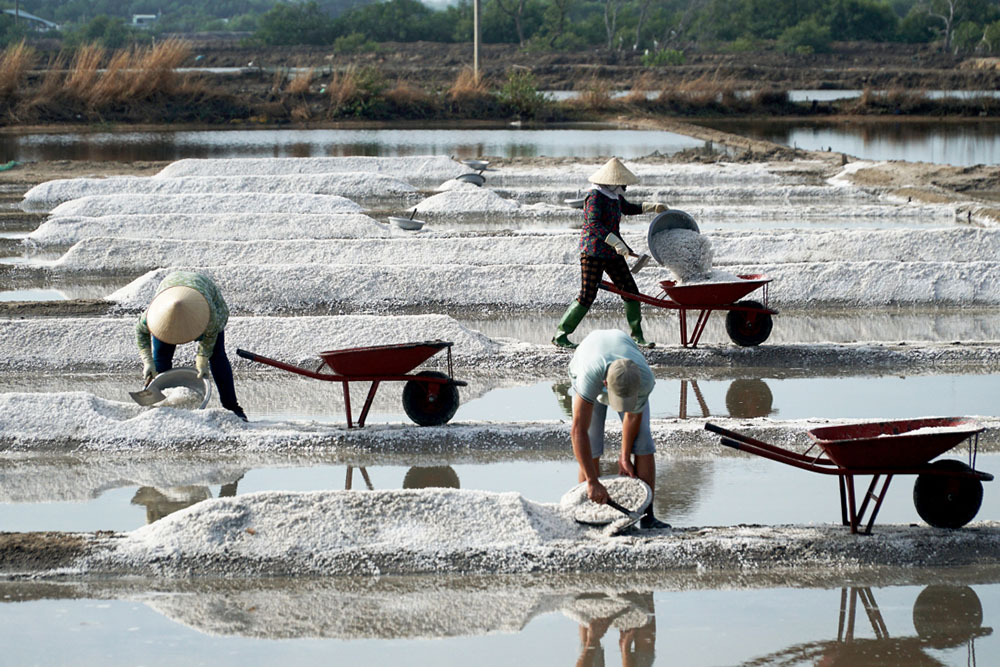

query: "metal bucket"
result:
(146, 367), (212, 409)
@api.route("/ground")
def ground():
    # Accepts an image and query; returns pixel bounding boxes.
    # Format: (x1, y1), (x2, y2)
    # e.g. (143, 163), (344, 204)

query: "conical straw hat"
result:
(588, 157), (639, 186)
(147, 286), (210, 345)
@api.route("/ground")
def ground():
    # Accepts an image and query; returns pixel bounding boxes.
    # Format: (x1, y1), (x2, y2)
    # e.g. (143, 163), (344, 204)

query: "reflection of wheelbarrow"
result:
(237, 340), (466, 428)
(745, 584), (991, 665)
(706, 417), (993, 534)
(600, 276), (776, 348)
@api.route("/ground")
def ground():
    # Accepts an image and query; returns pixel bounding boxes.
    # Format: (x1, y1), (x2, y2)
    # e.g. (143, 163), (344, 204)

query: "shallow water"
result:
(0, 126), (704, 162)
(695, 119), (1000, 167)
(2, 452), (998, 533)
(1, 569), (998, 666)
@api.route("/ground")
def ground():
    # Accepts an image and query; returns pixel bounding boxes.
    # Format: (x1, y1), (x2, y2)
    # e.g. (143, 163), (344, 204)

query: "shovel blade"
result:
(129, 386), (166, 406)
(630, 254), (651, 274)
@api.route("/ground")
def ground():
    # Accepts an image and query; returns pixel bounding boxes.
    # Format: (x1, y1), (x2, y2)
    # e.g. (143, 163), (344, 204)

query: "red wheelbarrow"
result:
(705, 418), (993, 534)
(236, 340), (466, 428)
(600, 274), (777, 348)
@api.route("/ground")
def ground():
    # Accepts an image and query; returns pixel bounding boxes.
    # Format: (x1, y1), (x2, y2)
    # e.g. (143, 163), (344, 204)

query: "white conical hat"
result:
(146, 286), (210, 345)
(588, 157), (639, 186)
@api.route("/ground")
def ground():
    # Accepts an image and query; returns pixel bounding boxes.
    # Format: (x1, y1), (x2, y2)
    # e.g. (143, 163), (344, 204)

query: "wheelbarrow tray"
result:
(319, 340), (452, 377)
(660, 274), (771, 307)
(807, 417), (986, 470)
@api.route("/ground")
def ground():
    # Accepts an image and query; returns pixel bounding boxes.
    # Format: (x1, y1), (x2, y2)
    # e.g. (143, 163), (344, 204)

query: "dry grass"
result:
(0, 41), (34, 98)
(328, 65), (360, 107)
(386, 79), (431, 106)
(621, 73), (659, 105)
(448, 66), (488, 102)
(575, 77), (613, 110)
(63, 44), (104, 101)
(286, 67), (315, 95)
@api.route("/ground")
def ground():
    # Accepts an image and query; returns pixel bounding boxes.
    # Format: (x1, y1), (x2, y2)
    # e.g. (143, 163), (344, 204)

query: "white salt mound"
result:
(649, 228), (714, 283)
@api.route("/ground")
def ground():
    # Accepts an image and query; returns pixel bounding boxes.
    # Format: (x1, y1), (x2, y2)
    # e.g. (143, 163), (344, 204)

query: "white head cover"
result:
(146, 286), (210, 344)
(588, 157), (639, 186)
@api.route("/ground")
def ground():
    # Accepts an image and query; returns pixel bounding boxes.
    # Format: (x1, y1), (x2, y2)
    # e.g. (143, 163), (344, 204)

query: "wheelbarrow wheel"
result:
(402, 371), (460, 427)
(725, 300), (773, 347)
(913, 459), (984, 529)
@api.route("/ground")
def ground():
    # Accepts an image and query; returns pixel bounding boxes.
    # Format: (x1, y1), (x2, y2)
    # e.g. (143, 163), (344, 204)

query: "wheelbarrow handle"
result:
(236, 348), (257, 362)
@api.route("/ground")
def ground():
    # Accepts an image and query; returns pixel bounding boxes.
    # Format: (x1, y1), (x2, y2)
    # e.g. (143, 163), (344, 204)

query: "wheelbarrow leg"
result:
(845, 475), (859, 533)
(343, 380), (353, 428)
(858, 474), (893, 535)
(839, 475), (849, 527)
(689, 310), (712, 348)
(357, 381), (381, 428)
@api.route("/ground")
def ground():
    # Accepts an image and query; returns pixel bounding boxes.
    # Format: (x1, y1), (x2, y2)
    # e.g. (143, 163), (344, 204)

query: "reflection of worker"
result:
(568, 329), (669, 530)
(136, 270), (247, 421)
(553, 157), (666, 350)
(572, 591), (656, 667)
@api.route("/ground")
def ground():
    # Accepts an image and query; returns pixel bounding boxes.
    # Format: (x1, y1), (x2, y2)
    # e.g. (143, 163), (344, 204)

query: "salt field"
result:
(3, 142), (1000, 665)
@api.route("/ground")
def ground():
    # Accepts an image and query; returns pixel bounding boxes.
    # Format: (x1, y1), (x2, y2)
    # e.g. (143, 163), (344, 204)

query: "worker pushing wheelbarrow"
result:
(237, 340), (466, 428)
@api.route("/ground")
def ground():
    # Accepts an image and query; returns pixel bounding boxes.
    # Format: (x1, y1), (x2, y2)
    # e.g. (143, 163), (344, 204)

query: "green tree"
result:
(0, 13), (28, 47)
(777, 17), (832, 53)
(255, 1), (336, 45)
(828, 0), (899, 41)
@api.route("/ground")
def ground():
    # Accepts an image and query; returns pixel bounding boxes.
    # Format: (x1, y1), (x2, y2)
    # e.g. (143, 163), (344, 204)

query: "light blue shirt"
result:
(568, 330), (655, 410)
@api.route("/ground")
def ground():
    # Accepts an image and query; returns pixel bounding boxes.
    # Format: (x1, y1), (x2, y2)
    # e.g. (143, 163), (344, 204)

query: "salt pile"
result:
(95, 489), (585, 576)
(28, 213), (388, 246)
(649, 228), (715, 283)
(47, 193), (363, 217)
(53, 234), (581, 272)
(0, 314), (499, 371)
(155, 155), (467, 184)
(22, 173), (416, 211)
(417, 188), (522, 213)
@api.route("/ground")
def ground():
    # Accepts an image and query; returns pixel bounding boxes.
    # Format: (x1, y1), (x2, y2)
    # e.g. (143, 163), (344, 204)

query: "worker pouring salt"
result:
(551, 157), (667, 349)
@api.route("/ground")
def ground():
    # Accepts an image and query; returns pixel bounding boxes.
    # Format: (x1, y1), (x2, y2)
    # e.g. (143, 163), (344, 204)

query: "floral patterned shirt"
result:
(136, 270), (229, 358)
(579, 189), (643, 258)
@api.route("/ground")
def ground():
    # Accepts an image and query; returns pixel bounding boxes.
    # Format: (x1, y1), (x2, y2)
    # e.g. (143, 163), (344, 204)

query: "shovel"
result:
(629, 253), (650, 274)
(129, 379), (166, 406)
(604, 497), (644, 535)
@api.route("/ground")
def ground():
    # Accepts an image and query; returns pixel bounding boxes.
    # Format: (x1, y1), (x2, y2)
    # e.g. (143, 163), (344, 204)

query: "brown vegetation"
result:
(3, 39), (1000, 128)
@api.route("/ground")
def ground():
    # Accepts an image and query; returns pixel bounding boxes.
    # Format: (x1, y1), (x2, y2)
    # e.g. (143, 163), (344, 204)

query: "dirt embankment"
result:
(191, 40), (997, 92)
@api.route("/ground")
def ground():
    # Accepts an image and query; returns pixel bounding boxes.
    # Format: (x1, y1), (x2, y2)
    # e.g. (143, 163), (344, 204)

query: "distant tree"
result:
(0, 13), (28, 47)
(255, 2), (336, 45)
(827, 0), (899, 41)
(777, 17), (832, 53)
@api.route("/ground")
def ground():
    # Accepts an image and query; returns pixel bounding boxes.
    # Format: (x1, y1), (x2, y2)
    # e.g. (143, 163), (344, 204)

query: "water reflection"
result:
(0, 127), (704, 162)
(568, 591), (655, 667)
(695, 119), (1000, 166)
(131, 476), (242, 524)
(746, 585), (991, 666)
(550, 378), (776, 420)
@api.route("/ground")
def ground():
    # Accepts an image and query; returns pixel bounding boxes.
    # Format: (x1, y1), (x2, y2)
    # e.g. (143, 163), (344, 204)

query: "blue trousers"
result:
(152, 330), (242, 414)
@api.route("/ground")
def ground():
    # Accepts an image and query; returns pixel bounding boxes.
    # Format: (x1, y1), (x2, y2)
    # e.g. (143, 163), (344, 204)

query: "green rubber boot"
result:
(625, 299), (654, 348)
(552, 301), (589, 349)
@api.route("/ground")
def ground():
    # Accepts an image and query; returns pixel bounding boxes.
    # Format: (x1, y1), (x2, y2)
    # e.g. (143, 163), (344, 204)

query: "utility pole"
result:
(14, 0), (19, 26)
(473, 0), (481, 79)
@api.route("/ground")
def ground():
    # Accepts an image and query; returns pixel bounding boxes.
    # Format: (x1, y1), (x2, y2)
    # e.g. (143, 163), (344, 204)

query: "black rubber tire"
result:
(725, 300), (773, 347)
(913, 459), (984, 529)
(401, 371), (460, 427)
